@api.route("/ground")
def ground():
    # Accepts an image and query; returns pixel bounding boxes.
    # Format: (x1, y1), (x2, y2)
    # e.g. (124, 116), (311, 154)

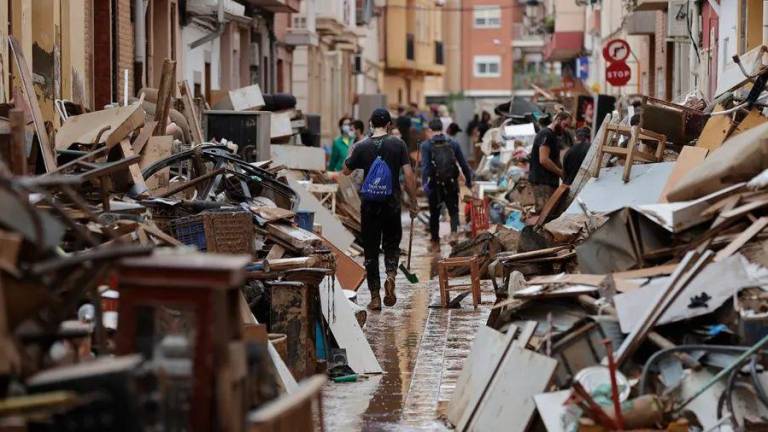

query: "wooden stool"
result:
(595, 124), (667, 182)
(438, 256), (481, 307)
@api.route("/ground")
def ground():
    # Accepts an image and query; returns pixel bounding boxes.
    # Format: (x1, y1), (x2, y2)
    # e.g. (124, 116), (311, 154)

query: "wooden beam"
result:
(153, 59), (176, 136)
(119, 139), (148, 195)
(178, 80), (204, 144)
(9, 110), (26, 175)
(715, 216), (768, 261)
(8, 36), (57, 172)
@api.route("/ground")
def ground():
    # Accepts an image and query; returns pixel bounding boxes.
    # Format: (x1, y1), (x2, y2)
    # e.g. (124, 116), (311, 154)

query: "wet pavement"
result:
(323, 214), (495, 431)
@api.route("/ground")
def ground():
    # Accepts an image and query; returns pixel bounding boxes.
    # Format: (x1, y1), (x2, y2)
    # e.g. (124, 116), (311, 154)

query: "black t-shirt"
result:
(562, 141), (590, 185)
(345, 135), (410, 202)
(528, 128), (562, 187)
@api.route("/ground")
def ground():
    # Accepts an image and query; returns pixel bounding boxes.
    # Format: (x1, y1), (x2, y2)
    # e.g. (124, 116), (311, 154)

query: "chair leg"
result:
(438, 264), (449, 307)
(470, 259), (480, 307)
(623, 126), (639, 183)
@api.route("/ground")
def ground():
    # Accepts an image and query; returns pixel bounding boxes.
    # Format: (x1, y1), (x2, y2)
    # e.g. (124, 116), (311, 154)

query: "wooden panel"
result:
(466, 346), (557, 432)
(269, 282), (313, 380)
(447, 326), (515, 427)
(319, 280), (382, 374)
(696, 105), (732, 151)
(140, 136), (173, 191)
(61, 0), (88, 106)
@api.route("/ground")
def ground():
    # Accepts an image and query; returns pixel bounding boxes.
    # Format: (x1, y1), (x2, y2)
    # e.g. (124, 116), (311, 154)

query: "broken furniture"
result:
(247, 375), (326, 432)
(438, 256), (481, 307)
(297, 181), (338, 213)
(639, 96), (707, 146)
(171, 210), (254, 254)
(467, 197), (490, 237)
(595, 123), (667, 182)
(115, 252), (251, 432)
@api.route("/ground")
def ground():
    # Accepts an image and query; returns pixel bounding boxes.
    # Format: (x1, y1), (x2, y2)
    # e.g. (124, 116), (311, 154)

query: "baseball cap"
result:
(370, 108), (392, 128)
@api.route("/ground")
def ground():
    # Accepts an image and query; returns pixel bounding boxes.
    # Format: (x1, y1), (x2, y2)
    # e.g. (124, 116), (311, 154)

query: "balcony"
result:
(511, 23), (546, 50)
(543, 31), (583, 62)
(513, 71), (561, 91)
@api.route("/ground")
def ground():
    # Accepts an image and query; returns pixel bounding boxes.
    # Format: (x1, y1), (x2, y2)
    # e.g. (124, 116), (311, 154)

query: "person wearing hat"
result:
(420, 118), (473, 247)
(343, 108), (419, 311)
(562, 127), (591, 185)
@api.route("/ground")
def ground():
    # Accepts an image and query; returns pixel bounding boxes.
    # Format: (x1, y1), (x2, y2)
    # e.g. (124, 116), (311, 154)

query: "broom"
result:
(399, 216), (419, 283)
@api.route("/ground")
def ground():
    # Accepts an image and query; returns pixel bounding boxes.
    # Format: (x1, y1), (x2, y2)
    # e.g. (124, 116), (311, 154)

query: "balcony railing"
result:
(406, 34), (415, 61)
(513, 71), (561, 90)
(435, 41), (444, 65)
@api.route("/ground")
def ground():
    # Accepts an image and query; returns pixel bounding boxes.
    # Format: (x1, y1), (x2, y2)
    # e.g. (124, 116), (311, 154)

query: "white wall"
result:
(181, 25), (222, 94)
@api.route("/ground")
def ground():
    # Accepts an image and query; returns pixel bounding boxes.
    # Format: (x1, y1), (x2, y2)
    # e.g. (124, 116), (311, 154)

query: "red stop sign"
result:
(606, 61), (631, 86)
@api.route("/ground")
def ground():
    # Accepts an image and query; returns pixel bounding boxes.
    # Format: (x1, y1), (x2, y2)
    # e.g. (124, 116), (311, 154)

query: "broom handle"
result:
(407, 217), (414, 270)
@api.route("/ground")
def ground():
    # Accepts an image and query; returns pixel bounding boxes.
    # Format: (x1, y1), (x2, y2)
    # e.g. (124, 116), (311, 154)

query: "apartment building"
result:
(380, 0), (445, 107)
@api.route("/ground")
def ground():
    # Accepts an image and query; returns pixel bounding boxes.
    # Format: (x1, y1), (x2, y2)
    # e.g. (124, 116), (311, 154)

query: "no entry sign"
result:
(606, 61), (631, 86)
(603, 39), (630, 63)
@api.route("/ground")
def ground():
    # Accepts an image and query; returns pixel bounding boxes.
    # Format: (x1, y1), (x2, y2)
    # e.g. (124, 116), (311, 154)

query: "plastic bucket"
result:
(295, 210), (315, 231)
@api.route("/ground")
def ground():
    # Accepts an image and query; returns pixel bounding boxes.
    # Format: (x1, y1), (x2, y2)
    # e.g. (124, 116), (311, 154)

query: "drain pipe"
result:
(190, 0), (226, 49)
(134, 0), (147, 89)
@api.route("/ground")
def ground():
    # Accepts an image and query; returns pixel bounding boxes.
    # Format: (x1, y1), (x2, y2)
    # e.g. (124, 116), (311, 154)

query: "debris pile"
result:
(0, 49), (373, 430)
(447, 77), (768, 431)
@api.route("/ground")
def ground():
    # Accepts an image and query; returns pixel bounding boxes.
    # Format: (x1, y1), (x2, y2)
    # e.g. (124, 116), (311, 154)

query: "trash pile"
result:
(0, 50), (370, 430)
(447, 78), (768, 431)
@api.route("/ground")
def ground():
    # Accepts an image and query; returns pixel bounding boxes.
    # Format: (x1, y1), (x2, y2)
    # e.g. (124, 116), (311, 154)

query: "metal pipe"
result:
(134, 0), (146, 62)
(189, 0), (226, 49)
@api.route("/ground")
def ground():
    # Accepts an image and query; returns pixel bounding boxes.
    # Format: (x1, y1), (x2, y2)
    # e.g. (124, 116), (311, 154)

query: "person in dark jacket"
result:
(420, 119), (473, 247)
(562, 127), (591, 185)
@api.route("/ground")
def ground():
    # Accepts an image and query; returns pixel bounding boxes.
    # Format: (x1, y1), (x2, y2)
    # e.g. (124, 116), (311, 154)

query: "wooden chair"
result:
(248, 375), (326, 432)
(468, 197), (490, 237)
(438, 256), (481, 308)
(594, 123), (667, 183)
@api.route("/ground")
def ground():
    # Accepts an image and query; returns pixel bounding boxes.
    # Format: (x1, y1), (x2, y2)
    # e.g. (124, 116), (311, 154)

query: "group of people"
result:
(528, 111), (592, 213)
(332, 106), (472, 311)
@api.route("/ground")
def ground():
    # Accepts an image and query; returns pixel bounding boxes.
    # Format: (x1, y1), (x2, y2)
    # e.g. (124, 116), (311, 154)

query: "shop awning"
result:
(543, 31), (584, 62)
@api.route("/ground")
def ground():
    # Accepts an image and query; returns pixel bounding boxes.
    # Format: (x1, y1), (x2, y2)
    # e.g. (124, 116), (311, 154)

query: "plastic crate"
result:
(171, 211), (253, 254)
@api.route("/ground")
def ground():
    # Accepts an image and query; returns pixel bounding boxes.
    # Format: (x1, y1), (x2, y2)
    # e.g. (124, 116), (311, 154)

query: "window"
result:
(406, 33), (415, 60)
(474, 56), (501, 77)
(474, 6), (501, 28)
(435, 41), (444, 65)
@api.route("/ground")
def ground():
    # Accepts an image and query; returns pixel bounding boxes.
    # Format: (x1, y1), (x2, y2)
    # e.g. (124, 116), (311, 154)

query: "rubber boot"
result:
(383, 271), (397, 307)
(368, 290), (382, 311)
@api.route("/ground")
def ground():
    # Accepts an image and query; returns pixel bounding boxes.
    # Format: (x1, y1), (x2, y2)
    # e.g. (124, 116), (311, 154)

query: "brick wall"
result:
(116, 0), (135, 97)
(93, 0), (112, 108)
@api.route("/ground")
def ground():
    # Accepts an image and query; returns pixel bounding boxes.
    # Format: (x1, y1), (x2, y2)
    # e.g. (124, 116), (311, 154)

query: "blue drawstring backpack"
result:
(360, 140), (393, 202)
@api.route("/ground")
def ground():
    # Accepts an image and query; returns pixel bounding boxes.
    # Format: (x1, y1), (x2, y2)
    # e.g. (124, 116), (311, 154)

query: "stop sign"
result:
(606, 61), (631, 87)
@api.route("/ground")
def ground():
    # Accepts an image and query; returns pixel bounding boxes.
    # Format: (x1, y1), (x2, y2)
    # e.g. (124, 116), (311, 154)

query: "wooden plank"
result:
(318, 234), (365, 291)
(696, 105), (733, 151)
(265, 244), (286, 260)
(715, 216), (768, 261)
(119, 139), (148, 195)
(178, 80), (204, 144)
(319, 279), (382, 374)
(153, 59), (176, 136)
(139, 136), (172, 191)
(132, 120), (158, 155)
(9, 109), (26, 175)
(464, 346), (557, 432)
(447, 326), (516, 427)
(612, 263), (678, 280)
(54, 100), (146, 150)
(534, 391), (572, 432)
(615, 251), (712, 366)
(8, 35), (56, 172)
(535, 184), (569, 227)
(658, 146), (709, 202)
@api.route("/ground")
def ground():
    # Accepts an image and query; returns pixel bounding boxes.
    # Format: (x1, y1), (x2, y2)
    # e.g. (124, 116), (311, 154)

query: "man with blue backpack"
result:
(343, 108), (419, 311)
(421, 118), (473, 248)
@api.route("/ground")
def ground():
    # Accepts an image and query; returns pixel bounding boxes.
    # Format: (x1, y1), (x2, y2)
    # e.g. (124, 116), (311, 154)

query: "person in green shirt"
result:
(328, 117), (354, 171)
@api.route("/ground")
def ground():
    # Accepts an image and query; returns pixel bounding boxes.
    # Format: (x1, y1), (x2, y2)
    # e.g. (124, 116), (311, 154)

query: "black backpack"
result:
(430, 136), (459, 185)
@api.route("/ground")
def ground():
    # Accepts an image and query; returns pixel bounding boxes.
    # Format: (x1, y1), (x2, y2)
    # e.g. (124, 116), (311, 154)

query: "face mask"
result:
(347, 129), (357, 138)
(341, 124), (351, 135)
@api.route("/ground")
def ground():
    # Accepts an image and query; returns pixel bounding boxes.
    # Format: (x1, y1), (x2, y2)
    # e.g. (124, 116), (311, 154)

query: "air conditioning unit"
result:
(667, 0), (689, 38)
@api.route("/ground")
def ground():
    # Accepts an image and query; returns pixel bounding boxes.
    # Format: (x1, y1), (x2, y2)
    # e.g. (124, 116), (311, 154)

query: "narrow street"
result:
(323, 214), (495, 431)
